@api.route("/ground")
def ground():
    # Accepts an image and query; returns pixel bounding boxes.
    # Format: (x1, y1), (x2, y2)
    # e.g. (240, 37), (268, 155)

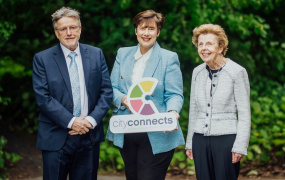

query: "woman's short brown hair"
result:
(133, 10), (165, 30)
(192, 24), (229, 56)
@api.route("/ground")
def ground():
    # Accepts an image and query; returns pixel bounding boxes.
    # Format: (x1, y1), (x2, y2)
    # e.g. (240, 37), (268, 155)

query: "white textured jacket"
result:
(186, 59), (251, 155)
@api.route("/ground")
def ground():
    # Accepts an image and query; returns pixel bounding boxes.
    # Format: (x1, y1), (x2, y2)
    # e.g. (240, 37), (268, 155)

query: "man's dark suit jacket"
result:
(32, 43), (113, 151)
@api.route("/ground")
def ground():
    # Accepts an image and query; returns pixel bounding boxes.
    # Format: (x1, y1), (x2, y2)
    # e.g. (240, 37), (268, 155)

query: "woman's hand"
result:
(186, 149), (193, 160)
(121, 95), (130, 110)
(232, 152), (243, 163)
(164, 110), (179, 133)
(170, 110), (180, 119)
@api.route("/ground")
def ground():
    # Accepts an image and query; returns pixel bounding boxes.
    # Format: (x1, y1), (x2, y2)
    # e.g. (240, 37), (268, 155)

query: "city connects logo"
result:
(110, 78), (177, 134)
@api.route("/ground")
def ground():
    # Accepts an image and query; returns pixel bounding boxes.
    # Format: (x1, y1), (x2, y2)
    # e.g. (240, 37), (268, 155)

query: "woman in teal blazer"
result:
(107, 10), (184, 180)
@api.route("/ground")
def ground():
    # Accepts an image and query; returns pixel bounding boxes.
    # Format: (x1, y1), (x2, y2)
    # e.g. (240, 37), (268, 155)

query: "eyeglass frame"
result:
(56, 25), (81, 34)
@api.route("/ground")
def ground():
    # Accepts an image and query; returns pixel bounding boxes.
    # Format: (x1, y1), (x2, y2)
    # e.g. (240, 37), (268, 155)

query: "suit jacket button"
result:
(70, 104), (73, 108)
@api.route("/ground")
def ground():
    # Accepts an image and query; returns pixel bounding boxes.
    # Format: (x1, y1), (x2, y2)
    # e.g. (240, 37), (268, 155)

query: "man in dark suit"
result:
(32, 7), (113, 180)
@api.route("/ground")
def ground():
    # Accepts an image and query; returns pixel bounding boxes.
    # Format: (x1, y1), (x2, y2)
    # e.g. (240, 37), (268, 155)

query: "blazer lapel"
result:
(143, 42), (161, 77)
(79, 43), (90, 90)
(124, 45), (138, 88)
(53, 44), (73, 100)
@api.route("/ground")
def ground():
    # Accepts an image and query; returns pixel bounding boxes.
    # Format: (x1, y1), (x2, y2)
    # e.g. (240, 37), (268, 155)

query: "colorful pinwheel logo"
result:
(127, 78), (159, 115)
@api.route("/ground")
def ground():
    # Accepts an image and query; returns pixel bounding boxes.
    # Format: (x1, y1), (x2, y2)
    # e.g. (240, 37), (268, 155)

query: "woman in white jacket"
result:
(185, 24), (251, 180)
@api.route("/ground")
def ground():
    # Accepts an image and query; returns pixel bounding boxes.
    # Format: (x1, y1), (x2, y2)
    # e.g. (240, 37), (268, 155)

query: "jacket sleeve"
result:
(110, 48), (127, 112)
(32, 53), (73, 128)
(185, 69), (197, 149)
(164, 53), (184, 113)
(88, 49), (113, 124)
(232, 68), (251, 155)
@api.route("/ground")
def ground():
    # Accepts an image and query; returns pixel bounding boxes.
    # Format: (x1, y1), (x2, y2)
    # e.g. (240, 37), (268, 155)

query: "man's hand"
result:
(121, 95), (130, 110)
(69, 129), (79, 135)
(232, 152), (243, 163)
(186, 149), (193, 160)
(70, 116), (92, 135)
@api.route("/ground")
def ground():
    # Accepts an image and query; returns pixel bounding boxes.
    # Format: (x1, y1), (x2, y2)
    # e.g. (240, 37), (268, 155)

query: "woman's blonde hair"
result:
(192, 24), (229, 56)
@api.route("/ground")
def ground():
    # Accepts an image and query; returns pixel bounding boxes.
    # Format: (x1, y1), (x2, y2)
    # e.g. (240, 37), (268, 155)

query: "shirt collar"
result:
(134, 45), (154, 61)
(60, 43), (80, 60)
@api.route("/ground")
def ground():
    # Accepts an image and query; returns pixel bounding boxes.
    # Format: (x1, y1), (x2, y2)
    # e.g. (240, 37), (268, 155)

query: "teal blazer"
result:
(107, 42), (185, 154)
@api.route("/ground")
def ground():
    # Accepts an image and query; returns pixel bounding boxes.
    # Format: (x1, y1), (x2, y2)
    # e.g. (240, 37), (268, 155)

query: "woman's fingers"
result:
(186, 149), (193, 160)
(232, 152), (243, 163)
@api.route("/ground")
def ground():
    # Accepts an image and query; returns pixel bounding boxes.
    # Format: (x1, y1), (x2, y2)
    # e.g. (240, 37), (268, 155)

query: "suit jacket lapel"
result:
(53, 44), (73, 100)
(143, 42), (161, 77)
(80, 43), (90, 90)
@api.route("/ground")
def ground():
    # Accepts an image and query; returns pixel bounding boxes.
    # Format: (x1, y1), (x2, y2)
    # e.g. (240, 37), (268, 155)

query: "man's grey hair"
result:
(51, 7), (81, 29)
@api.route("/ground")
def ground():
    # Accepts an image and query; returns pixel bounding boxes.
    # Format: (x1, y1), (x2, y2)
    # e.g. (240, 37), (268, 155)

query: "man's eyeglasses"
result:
(56, 26), (80, 34)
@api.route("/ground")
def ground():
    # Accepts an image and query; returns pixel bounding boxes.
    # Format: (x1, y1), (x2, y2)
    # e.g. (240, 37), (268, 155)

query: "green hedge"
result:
(0, 136), (21, 180)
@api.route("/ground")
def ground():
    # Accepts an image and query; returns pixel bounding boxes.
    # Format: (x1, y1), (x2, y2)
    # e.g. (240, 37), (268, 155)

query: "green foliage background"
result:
(1, 0), (285, 176)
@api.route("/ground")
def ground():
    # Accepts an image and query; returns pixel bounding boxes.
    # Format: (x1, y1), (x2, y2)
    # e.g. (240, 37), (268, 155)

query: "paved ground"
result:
(18, 175), (282, 180)
(20, 176), (125, 180)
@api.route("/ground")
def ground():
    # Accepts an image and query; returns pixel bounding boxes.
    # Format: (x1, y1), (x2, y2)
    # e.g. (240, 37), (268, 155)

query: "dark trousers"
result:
(193, 133), (240, 180)
(119, 133), (174, 180)
(42, 134), (100, 180)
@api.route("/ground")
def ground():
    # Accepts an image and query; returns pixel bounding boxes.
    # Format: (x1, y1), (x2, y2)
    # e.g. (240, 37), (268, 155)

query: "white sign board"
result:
(110, 112), (177, 133)
(110, 78), (178, 134)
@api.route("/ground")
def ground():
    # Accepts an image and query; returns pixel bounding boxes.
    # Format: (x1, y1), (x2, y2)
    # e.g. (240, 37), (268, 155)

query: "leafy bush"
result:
(0, 2), (22, 178)
(99, 109), (125, 172)
(0, 136), (21, 180)
(246, 79), (285, 164)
